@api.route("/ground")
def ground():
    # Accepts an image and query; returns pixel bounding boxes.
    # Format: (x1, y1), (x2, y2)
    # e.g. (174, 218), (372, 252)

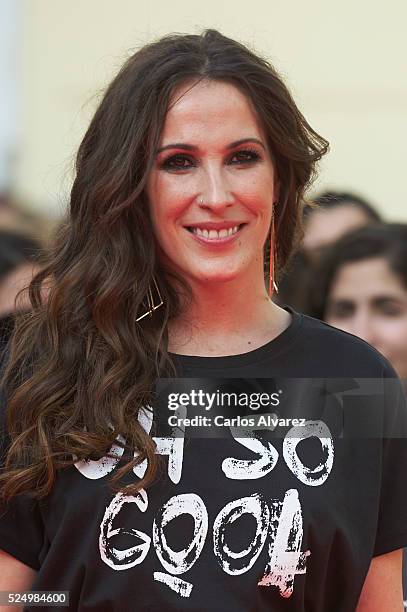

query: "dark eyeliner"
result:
(229, 148), (262, 164)
(160, 153), (196, 171)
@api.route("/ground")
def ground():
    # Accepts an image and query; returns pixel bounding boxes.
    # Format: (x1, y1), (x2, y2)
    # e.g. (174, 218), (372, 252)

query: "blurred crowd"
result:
(275, 191), (407, 606)
(0, 193), (54, 350)
(276, 190), (407, 386)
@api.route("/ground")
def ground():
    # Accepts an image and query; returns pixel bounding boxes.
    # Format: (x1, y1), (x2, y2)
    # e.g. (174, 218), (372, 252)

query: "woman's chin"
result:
(189, 268), (244, 285)
(164, 256), (254, 286)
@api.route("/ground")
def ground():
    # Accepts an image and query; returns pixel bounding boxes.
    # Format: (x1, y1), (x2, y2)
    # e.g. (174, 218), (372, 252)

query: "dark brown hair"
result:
(304, 190), (381, 223)
(0, 29), (328, 501)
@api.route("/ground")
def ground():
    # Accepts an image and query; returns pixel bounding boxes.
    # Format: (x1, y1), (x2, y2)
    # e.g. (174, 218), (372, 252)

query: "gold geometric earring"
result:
(136, 276), (164, 322)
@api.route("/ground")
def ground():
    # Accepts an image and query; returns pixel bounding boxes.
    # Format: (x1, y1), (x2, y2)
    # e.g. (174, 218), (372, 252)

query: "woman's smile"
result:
(185, 222), (247, 245)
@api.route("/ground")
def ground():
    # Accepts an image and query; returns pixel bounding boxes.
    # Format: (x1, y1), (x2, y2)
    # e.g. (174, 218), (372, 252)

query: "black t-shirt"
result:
(1, 309), (407, 611)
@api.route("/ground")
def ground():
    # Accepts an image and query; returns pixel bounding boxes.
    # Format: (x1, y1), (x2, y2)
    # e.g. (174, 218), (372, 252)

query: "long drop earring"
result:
(269, 215), (278, 297)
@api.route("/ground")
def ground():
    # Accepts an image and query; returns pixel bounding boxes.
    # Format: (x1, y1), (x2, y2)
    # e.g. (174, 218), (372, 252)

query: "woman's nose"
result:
(350, 313), (378, 347)
(198, 165), (234, 210)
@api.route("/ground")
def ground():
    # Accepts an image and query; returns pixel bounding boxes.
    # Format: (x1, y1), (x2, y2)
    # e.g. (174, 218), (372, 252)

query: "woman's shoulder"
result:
(295, 311), (397, 378)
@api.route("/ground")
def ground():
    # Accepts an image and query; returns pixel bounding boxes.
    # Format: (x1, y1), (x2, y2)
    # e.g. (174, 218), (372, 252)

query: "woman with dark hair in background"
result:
(276, 190), (382, 312)
(0, 231), (42, 351)
(0, 30), (406, 611)
(308, 223), (407, 383)
(308, 222), (407, 609)
(302, 190), (382, 259)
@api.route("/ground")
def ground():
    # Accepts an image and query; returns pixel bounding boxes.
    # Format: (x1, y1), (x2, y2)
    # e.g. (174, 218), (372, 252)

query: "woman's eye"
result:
(229, 149), (261, 165)
(379, 304), (404, 317)
(161, 154), (195, 171)
(327, 301), (355, 319)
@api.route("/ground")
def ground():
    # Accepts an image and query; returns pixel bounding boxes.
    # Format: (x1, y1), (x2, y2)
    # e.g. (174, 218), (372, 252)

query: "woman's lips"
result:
(184, 223), (246, 246)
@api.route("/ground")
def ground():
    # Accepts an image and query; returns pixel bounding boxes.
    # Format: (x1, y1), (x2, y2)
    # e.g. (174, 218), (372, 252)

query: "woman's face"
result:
(325, 257), (407, 379)
(302, 205), (371, 260)
(146, 80), (278, 288)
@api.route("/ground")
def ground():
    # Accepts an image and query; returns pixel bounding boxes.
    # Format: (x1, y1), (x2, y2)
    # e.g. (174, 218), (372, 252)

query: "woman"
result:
(302, 190), (382, 259)
(0, 30), (406, 612)
(0, 230), (43, 352)
(308, 223), (407, 383)
(275, 190), (381, 312)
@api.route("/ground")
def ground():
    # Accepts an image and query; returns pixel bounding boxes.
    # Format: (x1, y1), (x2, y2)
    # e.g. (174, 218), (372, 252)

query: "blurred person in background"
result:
(0, 192), (54, 244)
(276, 190), (382, 312)
(306, 222), (407, 608)
(0, 194), (23, 233)
(0, 230), (42, 350)
(302, 190), (382, 261)
(308, 223), (407, 383)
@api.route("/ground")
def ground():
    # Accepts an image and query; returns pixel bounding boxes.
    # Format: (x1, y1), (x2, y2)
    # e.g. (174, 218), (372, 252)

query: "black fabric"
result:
(1, 308), (407, 611)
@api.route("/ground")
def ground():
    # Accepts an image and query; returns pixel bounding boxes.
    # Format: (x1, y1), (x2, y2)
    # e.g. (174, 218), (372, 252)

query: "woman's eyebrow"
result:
(157, 137), (265, 154)
(373, 296), (405, 306)
(157, 143), (197, 153)
(328, 298), (355, 307)
(226, 138), (265, 150)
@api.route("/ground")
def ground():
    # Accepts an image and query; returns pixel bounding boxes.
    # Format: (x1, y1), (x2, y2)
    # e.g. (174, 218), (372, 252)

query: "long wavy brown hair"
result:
(0, 29), (328, 501)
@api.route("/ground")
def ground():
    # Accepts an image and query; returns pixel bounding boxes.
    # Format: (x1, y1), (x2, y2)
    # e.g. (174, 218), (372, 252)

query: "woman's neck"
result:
(167, 273), (291, 357)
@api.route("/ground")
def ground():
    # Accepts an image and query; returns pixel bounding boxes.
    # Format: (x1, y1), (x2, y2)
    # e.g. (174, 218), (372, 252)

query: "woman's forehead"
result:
(160, 80), (265, 145)
(332, 258), (406, 295)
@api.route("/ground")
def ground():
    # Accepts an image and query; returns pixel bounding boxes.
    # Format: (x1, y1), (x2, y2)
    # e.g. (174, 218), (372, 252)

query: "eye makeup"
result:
(159, 147), (264, 172)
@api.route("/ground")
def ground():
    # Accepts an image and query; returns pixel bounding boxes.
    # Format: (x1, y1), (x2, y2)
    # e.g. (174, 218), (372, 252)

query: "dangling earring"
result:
(269, 213), (278, 297)
(136, 276), (164, 322)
